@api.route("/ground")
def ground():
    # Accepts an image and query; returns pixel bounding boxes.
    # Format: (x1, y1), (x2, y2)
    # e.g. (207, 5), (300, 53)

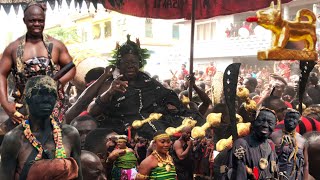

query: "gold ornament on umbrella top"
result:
(165, 117), (197, 136)
(247, 0), (317, 61)
(132, 113), (163, 129)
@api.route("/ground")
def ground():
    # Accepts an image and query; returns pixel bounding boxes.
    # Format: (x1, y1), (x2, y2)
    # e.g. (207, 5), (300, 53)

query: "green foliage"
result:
(45, 27), (80, 44)
(109, 35), (150, 68)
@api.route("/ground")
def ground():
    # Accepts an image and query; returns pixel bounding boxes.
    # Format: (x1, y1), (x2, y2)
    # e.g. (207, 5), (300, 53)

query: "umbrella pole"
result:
(188, 0), (196, 99)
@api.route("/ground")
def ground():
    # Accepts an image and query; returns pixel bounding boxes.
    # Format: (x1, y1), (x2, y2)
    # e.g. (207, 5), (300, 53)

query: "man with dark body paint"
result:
(270, 109), (307, 180)
(228, 108), (278, 180)
(0, 2), (75, 126)
(0, 76), (82, 180)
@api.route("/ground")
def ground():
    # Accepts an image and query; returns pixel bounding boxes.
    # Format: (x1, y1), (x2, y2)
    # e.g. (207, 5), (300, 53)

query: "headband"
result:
(153, 133), (170, 141)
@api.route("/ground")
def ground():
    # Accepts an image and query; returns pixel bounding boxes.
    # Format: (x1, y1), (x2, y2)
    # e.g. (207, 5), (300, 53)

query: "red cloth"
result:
(275, 116), (320, 135)
(79, 111), (89, 116)
(104, 0), (292, 20)
(284, 101), (293, 108)
(26, 158), (78, 180)
(206, 66), (216, 75)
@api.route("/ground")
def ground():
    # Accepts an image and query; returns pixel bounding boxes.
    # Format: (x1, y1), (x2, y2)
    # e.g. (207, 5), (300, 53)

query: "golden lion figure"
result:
(254, 0), (317, 61)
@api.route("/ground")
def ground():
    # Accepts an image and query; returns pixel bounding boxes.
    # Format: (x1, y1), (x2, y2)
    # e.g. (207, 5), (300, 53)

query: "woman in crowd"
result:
(107, 136), (138, 180)
(136, 131), (176, 180)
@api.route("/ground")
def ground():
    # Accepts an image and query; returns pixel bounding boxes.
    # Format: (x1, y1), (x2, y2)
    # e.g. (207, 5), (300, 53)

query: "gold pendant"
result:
(158, 163), (163, 167)
(259, 158), (268, 170)
(165, 164), (171, 172)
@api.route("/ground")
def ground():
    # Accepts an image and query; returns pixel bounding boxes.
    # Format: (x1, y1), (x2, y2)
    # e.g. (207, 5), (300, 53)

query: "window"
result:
(92, 24), (101, 39)
(145, 18), (153, 38)
(172, 24), (180, 39)
(81, 27), (88, 42)
(196, 22), (216, 41)
(104, 21), (112, 37)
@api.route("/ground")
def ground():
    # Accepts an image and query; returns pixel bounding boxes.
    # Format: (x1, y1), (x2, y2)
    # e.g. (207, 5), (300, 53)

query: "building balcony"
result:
(193, 34), (272, 59)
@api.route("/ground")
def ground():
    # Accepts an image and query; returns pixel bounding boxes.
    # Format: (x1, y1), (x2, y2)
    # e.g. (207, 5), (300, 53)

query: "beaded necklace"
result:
(152, 150), (174, 172)
(22, 116), (67, 160)
(281, 129), (298, 176)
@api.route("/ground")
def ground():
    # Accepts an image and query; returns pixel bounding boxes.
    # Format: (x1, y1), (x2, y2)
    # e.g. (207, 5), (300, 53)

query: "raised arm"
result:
(173, 140), (192, 160)
(65, 66), (114, 123)
(88, 75), (128, 117)
(0, 130), (21, 179)
(193, 83), (212, 115)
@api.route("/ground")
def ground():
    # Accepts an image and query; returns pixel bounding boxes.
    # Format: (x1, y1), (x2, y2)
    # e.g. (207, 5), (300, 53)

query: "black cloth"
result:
(136, 144), (147, 164)
(307, 85), (320, 105)
(171, 143), (194, 180)
(99, 72), (204, 139)
(229, 134), (278, 180)
(276, 141), (304, 180)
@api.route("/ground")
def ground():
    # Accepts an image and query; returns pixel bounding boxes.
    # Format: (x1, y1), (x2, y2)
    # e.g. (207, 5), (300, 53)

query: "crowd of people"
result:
(1, 1), (320, 180)
(225, 22), (256, 38)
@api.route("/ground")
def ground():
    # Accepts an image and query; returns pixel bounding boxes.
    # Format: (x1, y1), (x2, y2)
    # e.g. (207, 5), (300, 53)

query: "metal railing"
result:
(194, 35), (272, 58)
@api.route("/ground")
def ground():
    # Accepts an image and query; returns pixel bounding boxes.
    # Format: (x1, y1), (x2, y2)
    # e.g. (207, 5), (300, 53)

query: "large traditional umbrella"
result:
(0, 0), (293, 109)
(103, 0), (293, 97)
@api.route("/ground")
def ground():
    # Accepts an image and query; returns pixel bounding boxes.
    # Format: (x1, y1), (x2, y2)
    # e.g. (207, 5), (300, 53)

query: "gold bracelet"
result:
(136, 173), (149, 179)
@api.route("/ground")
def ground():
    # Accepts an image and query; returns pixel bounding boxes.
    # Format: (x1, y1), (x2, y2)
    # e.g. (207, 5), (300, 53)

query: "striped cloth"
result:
(275, 116), (320, 135)
(150, 165), (177, 180)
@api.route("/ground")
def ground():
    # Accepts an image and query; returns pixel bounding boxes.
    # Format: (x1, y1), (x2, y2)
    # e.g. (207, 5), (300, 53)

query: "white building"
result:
(176, 0), (320, 73)
(1, 0), (318, 79)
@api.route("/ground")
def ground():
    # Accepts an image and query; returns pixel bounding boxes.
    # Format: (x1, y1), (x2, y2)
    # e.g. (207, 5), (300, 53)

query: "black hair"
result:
(283, 86), (296, 97)
(84, 67), (104, 84)
(262, 96), (284, 110)
(70, 115), (97, 126)
(245, 77), (258, 88)
(83, 128), (114, 154)
(309, 72), (319, 86)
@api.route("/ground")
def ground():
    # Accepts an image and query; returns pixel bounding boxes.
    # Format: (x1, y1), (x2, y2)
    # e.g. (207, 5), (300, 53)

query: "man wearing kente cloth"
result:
(88, 35), (204, 139)
(270, 109), (307, 180)
(137, 131), (177, 180)
(228, 108), (278, 180)
(0, 76), (82, 180)
(0, 1), (75, 130)
(107, 136), (138, 180)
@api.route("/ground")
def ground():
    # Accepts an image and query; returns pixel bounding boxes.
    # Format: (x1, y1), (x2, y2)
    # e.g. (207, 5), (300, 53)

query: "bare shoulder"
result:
(3, 38), (21, 52)
(127, 148), (135, 153)
(2, 125), (24, 148)
(173, 139), (182, 148)
(61, 124), (80, 137)
(140, 154), (157, 169)
(47, 35), (67, 48)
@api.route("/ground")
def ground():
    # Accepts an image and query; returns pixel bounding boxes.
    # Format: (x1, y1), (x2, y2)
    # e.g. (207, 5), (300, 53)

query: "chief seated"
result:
(88, 35), (204, 139)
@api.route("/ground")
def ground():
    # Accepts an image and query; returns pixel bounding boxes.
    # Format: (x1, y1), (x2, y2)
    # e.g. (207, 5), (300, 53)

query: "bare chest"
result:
(17, 134), (72, 172)
(13, 41), (58, 64)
